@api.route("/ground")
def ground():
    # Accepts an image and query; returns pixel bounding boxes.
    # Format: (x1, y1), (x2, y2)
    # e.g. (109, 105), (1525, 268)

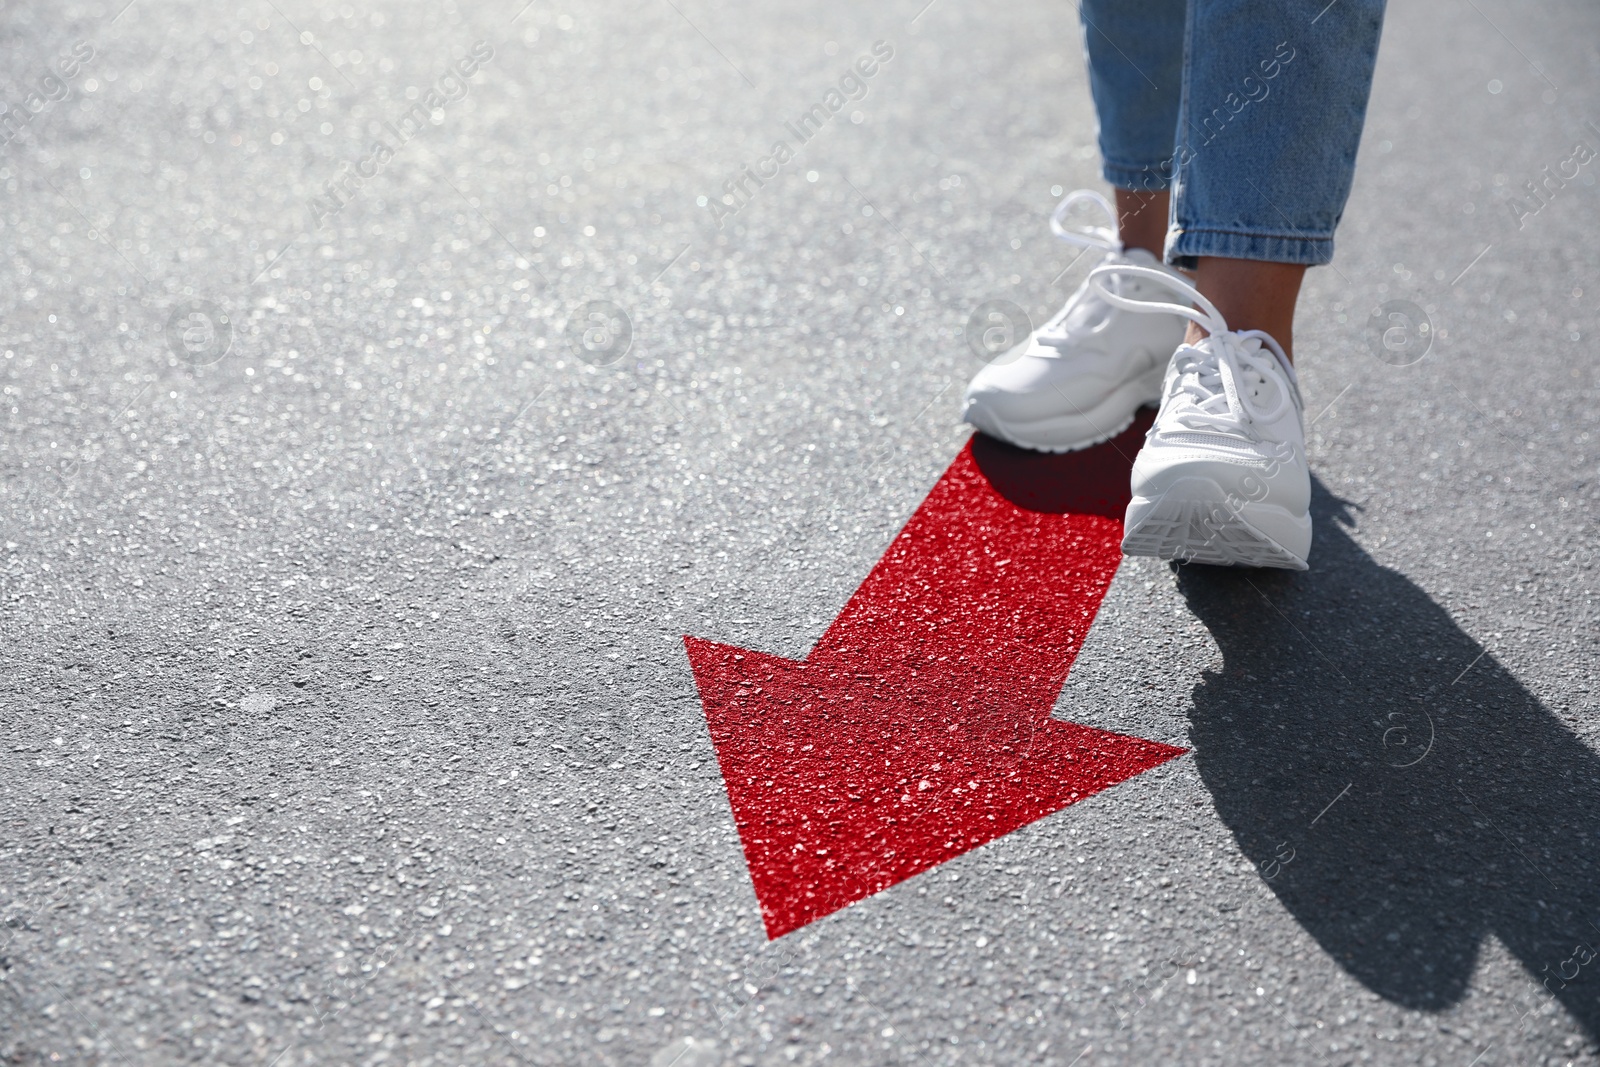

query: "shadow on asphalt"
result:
(968, 409), (1154, 519)
(1176, 478), (1600, 1037)
(968, 432), (1593, 1034)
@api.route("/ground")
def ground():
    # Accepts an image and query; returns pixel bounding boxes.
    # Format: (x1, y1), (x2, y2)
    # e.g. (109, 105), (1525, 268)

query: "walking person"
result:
(963, 0), (1387, 570)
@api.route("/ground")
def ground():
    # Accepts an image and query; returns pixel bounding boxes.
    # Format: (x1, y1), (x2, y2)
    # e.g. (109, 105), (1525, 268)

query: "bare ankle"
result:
(1188, 257), (1305, 362)
(1113, 188), (1169, 259)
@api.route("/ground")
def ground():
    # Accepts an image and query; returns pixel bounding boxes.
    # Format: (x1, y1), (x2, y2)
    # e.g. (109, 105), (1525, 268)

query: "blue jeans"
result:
(1080, 0), (1387, 266)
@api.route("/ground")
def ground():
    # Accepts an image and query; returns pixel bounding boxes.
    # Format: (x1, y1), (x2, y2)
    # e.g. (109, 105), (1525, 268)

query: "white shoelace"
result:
(1049, 189), (1120, 254)
(1035, 190), (1172, 349)
(1087, 264), (1300, 435)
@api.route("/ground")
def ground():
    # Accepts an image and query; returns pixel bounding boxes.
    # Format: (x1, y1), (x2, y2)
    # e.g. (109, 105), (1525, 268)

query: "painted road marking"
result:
(686, 415), (1185, 938)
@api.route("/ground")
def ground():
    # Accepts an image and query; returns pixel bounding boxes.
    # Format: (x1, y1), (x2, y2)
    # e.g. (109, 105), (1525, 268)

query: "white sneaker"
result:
(1087, 264), (1313, 570)
(961, 190), (1190, 453)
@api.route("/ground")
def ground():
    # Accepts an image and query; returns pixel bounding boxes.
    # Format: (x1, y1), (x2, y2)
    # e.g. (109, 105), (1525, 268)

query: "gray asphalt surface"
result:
(3, 0), (1599, 1063)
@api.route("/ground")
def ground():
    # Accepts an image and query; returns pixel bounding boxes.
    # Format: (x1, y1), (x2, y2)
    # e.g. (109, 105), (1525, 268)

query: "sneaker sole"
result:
(1123, 479), (1311, 571)
(963, 366), (1164, 453)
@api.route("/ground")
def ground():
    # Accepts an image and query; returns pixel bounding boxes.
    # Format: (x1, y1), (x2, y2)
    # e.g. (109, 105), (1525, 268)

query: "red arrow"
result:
(685, 415), (1186, 939)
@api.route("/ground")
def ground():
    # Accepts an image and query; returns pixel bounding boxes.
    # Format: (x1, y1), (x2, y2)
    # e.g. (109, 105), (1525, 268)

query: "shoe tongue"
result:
(1226, 335), (1285, 412)
(1054, 293), (1110, 336)
(1173, 334), (1275, 413)
(1046, 248), (1168, 339)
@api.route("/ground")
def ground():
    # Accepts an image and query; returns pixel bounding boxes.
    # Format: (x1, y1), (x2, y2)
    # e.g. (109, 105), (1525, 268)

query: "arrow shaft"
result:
(813, 444), (1126, 719)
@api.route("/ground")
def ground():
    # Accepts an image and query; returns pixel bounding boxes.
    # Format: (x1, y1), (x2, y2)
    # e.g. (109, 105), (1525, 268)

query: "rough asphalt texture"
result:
(2, 0), (1599, 1064)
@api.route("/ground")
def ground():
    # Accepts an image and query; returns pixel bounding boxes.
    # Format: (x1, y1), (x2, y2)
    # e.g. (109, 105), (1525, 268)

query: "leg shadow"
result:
(1176, 476), (1600, 1035)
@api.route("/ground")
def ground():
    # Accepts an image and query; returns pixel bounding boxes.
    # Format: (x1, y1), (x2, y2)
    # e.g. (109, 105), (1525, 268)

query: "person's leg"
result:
(1079, 0), (1185, 255)
(1167, 0), (1389, 359)
(1110, 0), (1388, 569)
(959, 0), (1189, 454)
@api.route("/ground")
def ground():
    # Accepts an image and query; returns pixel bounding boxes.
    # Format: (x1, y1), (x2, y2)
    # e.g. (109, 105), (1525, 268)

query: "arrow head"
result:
(685, 634), (1186, 939)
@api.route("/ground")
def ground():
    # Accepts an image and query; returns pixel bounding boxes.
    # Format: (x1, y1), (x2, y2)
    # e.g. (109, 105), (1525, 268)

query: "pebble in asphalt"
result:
(2, 0), (1600, 1064)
